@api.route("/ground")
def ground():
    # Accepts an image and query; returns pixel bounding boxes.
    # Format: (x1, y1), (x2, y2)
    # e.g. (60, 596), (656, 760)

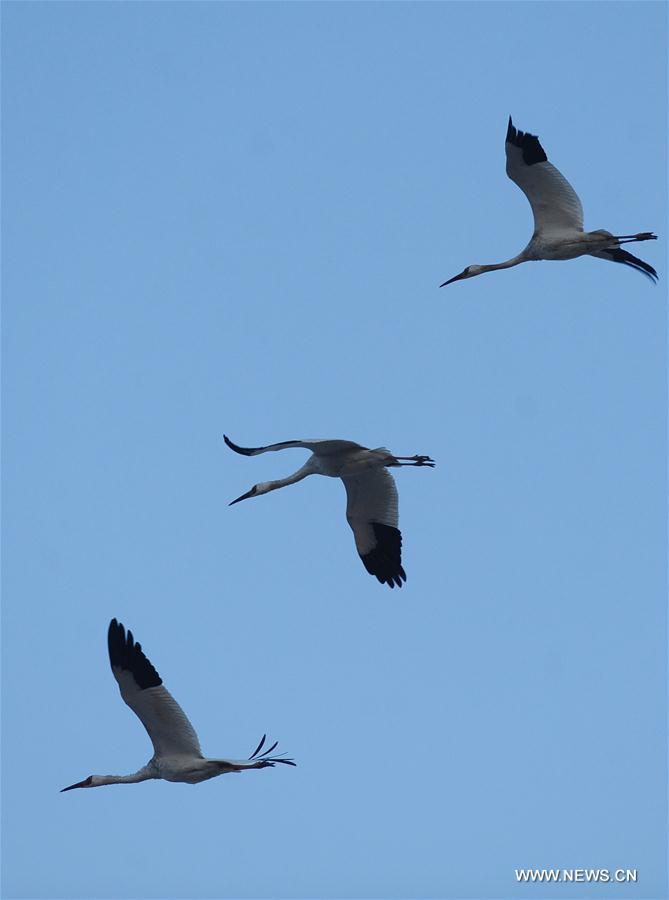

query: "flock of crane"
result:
(61, 117), (658, 792)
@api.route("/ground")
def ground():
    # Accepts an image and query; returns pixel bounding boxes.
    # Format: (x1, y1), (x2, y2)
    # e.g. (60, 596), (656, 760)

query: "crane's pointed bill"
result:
(229, 486), (258, 505)
(61, 776), (91, 792)
(440, 269), (467, 287)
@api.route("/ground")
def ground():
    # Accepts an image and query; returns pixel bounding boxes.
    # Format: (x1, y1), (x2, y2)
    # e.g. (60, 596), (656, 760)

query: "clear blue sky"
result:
(2, 2), (666, 898)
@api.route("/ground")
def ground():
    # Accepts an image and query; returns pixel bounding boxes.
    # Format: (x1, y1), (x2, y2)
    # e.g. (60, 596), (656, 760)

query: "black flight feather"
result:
(108, 619), (162, 690)
(597, 248), (658, 283)
(224, 435), (301, 456)
(506, 116), (548, 166)
(249, 734), (267, 759)
(360, 523), (406, 589)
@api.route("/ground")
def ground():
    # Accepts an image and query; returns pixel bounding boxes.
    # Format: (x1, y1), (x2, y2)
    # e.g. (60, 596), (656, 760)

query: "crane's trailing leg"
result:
(614, 232), (657, 244)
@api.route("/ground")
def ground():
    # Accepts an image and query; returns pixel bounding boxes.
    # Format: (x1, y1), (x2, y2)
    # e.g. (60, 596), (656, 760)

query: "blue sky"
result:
(2, 2), (666, 898)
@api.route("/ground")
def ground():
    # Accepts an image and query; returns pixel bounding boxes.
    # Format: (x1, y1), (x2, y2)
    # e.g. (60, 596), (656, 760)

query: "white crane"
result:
(224, 434), (435, 589)
(61, 619), (295, 791)
(441, 117), (658, 286)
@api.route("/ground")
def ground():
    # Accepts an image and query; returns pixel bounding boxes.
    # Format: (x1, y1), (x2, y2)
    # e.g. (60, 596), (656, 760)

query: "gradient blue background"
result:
(2, 2), (666, 898)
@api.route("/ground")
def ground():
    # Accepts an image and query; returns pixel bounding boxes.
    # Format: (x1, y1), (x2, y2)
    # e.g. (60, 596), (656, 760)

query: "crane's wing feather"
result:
(224, 435), (306, 455)
(343, 468), (406, 588)
(590, 247), (658, 282)
(108, 619), (203, 758)
(505, 117), (584, 236)
(224, 435), (363, 456)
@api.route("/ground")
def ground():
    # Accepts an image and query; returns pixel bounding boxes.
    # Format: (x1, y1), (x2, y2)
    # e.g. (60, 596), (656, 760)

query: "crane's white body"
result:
(441, 117), (657, 285)
(61, 620), (294, 791)
(224, 435), (435, 589)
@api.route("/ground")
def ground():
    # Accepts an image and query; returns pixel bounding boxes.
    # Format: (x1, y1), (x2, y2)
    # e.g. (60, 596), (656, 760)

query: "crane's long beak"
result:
(440, 270), (467, 287)
(60, 779), (87, 792)
(229, 488), (256, 506)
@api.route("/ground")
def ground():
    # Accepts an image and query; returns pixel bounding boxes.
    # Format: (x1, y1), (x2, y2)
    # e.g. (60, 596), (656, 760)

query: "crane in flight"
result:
(441, 117), (658, 286)
(224, 434), (435, 589)
(61, 619), (295, 791)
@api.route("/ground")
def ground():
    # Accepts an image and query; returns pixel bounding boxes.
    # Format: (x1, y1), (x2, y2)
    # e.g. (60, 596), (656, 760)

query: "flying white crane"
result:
(225, 435), (435, 588)
(61, 619), (295, 791)
(441, 117), (658, 286)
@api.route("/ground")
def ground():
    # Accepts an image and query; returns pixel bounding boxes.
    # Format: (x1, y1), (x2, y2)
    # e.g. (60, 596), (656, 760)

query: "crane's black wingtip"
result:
(108, 618), (124, 647)
(599, 248), (658, 283)
(505, 119), (547, 165)
(108, 619), (162, 689)
(360, 524), (406, 589)
(224, 435), (257, 456)
(506, 116), (515, 142)
(382, 566), (407, 589)
(223, 434), (244, 452)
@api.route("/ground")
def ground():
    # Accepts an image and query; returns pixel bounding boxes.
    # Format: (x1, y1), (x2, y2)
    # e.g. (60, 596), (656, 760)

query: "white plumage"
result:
(441, 117), (657, 285)
(61, 619), (295, 790)
(224, 435), (435, 588)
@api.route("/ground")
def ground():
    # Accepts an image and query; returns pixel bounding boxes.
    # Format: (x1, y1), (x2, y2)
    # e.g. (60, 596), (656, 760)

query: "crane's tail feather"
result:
(247, 734), (296, 767)
(248, 734), (280, 759)
(248, 733), (268, 759)
(593, 248), (658, 283)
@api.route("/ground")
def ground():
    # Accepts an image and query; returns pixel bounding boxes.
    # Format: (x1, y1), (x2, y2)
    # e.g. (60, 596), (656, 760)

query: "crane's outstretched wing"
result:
(590, 247), (658, 282)
(343, 468), (406, 588)
(108, 620), (203, 759)
(505, 117), (584, 237)
(224, 435), (363, 456)
(224, 435), (305, 455)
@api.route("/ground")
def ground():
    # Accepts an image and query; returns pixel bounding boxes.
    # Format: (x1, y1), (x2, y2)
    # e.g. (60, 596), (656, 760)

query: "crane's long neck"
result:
(479, 254), (526, 274)
(93, 767), (156, 787)
(261, 461), (315, 495)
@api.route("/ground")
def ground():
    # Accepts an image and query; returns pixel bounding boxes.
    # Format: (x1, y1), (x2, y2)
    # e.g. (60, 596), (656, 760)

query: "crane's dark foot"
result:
(394, 454), (436, 467)
(626, 232), (657, 242)
(412, 455), (435, 467)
